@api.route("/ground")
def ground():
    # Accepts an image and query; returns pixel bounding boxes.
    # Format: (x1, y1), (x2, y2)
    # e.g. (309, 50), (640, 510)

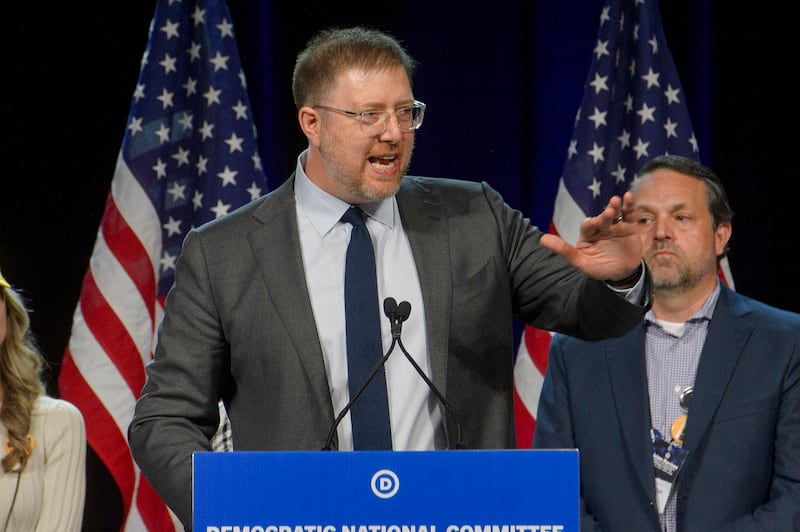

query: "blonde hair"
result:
(1, 285), (45, 472)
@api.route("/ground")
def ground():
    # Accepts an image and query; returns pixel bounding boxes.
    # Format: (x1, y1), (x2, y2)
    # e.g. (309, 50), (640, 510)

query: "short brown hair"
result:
(292, 26), (417, 109)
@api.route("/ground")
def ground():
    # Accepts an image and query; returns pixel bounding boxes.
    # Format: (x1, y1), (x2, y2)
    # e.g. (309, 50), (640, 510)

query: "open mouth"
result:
(369, 155), (397, 172)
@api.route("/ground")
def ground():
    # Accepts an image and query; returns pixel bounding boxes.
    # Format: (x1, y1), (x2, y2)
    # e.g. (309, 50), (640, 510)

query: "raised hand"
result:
(540, 192), (643, 282)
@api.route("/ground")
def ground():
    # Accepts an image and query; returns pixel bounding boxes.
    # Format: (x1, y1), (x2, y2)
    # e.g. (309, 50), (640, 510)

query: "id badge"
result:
(651, 428), (689, 514)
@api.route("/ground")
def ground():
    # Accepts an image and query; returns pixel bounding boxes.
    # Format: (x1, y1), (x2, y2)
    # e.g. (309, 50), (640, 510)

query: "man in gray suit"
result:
(128, 26), (651, 530)
(534, 155), (800, 531)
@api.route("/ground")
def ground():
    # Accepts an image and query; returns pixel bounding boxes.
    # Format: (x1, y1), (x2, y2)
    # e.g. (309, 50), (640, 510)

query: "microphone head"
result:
(383, 297), (398, 318)
(397, 301), (411, 321)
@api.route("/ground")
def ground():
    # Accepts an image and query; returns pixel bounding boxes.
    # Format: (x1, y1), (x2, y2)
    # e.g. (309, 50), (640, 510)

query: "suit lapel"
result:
(395, 178), (451, 396)
(607, 324), (657, 498)
(682, 287), (753, 452)
(247, 177), (335, 424)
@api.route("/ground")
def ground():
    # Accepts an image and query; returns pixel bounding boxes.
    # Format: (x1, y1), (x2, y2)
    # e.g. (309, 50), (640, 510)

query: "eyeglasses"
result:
(314, 100), (426, 135)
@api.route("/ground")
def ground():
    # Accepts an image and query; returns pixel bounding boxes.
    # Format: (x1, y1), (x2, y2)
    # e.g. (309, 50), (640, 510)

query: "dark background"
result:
(2, 1), (794, 530)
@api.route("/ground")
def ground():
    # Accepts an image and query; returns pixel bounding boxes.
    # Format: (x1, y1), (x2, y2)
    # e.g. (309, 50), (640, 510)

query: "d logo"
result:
(371, 469), (399, 499)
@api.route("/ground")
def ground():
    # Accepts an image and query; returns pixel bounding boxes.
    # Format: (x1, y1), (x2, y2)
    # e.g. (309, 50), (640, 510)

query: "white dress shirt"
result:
(293, 150), (445, 451)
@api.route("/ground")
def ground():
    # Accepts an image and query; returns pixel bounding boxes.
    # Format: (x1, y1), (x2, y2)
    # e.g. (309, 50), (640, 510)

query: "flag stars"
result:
(589, 73), (609, 94)
(573, 107), (582, 127)
(633, 138), (650, 159)
(593, 39), (610, 60)
(611, 164), (626, 184)
(588, 177), (602, 198)
(247, 181), (262, 200)
(648, 36), (659, 54)
(133, 83), (145, 102)
(664, 84), (681, 104)
(160, 18), (180, 40)
(618, 129), (631, 149)
(252, 152), (263, 171)
(588, 107), (608, 129)
(641, 67), (660, 88)
(624, 94), (634, 113)
(199, 121), (214, 140)
(167, 181), (187, 201)
(153, 158), (168, 178)
(232, 100), (248, 119)
(163, 216), (183, 236)
(663, 118), (678, 138)
(187, 42), (202, 62)
(217, 18), (234, 38)
(183, 76), (198, 96)
(172, 146), (191, 166)
(209, 51), (230, 71)
(217, 165), (238, 186)
(203, 86), (222, 106)
(567, 140), (578, 160)
(588, 142), (605, 164)
(192, 190), (204, 210)
(155, 123), (171, 143)
(157, 88), (175, 109)
(689, 133), (699, 152)
(128, 117), (144, 136)
(177, 112), (193, 131)
(191, 6), (206, 25)
(160, 251), (177, 273)
(224, 132), (244, 153)
(599, 6), (610, 25)
(159, 53), (178, 74)
(636, 102), (656, 124)
(196, 155), (209, 175)
(211, 199), (232, 218)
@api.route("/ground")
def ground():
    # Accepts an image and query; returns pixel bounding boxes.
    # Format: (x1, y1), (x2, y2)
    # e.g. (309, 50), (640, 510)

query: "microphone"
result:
(322, 298), (404, 450)
(322, 297), (465, 450)
(384, 297), (411, 339)
(386, 298), (465, 450)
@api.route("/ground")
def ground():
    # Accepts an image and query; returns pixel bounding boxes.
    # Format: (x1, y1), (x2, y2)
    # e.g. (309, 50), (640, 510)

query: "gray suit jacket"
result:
(534, 285), (800, 531)
(129, 175), (649, 528)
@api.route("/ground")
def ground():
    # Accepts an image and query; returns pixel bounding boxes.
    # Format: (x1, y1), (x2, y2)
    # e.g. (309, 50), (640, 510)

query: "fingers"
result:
(604, 193), (635, 224)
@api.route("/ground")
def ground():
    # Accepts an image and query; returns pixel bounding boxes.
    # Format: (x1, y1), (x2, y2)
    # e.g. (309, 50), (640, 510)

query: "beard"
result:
(647, 244), (717, 295)
(319, 132), (413, 203)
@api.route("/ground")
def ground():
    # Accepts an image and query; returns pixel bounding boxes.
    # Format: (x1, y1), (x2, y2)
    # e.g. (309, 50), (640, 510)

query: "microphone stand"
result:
(322, 297), (465, 450)
(321, 339), (399, 451)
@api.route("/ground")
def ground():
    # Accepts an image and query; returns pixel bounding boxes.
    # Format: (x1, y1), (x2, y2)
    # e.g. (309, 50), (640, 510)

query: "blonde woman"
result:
(0, 268), (86, 531)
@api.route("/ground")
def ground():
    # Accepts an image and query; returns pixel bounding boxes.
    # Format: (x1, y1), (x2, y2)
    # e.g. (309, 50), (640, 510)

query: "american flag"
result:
(57, 0), (266, 529)
(513, 0), (734, 448)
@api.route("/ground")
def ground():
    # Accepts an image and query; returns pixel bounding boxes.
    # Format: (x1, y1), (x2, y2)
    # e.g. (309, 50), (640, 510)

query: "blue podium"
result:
(194, 449), (578, 532)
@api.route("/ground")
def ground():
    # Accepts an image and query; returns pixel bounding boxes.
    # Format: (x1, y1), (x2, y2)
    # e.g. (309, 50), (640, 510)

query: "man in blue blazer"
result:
(534, 154), (800, 531)
(128, 27), (652, 530)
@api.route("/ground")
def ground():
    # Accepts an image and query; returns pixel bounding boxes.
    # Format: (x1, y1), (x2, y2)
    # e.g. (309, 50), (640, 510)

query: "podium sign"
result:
(194, 449), (578, 532)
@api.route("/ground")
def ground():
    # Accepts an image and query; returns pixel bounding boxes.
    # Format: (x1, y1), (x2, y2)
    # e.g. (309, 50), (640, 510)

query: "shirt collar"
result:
(645, 279), (721, 326)
(294, 148), (396, 237)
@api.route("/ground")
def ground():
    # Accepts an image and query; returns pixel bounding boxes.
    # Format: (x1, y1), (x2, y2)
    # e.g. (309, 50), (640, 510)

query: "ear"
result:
(298, 106), (322, 147)
(714, 222), (732, 257)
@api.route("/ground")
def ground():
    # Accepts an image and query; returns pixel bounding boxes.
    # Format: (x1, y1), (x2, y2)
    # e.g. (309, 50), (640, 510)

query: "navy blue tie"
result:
(341, 206), (392, 450)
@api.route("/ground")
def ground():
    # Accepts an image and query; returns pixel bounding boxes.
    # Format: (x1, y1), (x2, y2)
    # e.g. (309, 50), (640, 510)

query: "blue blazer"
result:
(534, 285), (800, 531)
